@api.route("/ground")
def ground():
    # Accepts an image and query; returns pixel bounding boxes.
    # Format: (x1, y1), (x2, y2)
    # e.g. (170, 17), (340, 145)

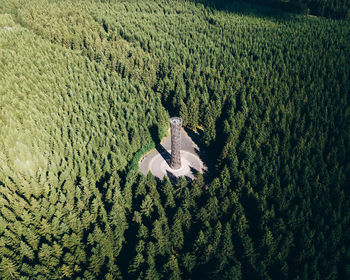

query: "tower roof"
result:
(170, 117), (182, 126)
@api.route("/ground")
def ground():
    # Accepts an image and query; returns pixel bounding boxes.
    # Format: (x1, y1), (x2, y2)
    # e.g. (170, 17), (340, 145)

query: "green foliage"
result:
(0, 0), (349, 279)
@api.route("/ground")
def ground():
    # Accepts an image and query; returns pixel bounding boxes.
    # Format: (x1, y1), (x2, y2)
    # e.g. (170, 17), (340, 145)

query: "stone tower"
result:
(170, 117), (182, 169)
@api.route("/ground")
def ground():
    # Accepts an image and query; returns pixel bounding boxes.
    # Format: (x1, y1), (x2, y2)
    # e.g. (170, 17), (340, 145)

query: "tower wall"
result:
(170, 117), (182, 169)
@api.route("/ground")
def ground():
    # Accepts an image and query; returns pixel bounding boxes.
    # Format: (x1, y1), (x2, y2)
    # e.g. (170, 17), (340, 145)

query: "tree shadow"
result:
(190, 166), (200, 177)
(184, 175), (193, 182)
(166, 170), (178, 184)
(166, 170), (194, 184)
(186, 0), (301, 21)
(183, 127), (205, 160)
(184, 127), (203, 150)
(183, 127), (211, 172)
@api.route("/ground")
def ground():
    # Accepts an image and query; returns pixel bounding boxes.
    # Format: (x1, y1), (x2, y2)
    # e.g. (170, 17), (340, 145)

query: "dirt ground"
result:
(139, 128), (205, 180)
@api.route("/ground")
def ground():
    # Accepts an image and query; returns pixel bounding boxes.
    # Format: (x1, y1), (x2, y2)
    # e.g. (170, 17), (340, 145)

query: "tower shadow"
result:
(149, 124), (171, 166)
(156, 144), (171, 166)
(149, 124), (161, 145)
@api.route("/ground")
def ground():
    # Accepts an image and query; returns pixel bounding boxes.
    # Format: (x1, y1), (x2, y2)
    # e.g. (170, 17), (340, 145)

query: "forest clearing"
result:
(0, 0), (349, 279)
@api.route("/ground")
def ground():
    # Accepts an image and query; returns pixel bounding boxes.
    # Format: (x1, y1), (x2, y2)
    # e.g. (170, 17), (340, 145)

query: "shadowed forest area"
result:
(0, 0), (349, 279)
(191, 0), (350, 19)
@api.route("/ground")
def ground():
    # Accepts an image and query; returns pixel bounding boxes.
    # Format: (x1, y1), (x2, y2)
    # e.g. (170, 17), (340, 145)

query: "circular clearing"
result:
(148, 150), (203, 180)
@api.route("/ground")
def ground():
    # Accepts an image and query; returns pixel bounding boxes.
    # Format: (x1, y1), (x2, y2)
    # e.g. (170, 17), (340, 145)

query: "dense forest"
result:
(0, 0), (349, 279)
(197, 0), (350, 19)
